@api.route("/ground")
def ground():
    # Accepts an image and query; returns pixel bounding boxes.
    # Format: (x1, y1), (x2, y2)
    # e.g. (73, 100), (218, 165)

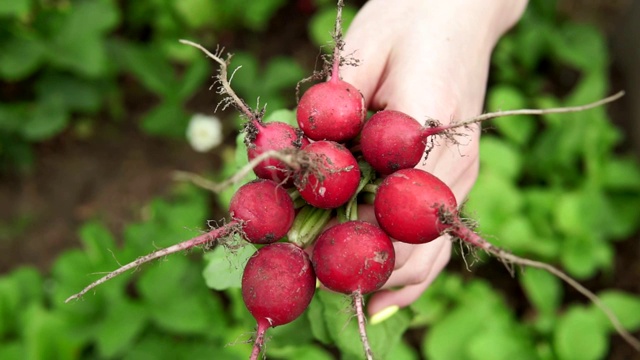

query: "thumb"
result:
(367, 283), (430, 318)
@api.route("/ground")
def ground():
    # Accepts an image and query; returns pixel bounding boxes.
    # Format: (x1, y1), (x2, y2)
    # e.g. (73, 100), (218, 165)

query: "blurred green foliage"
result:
(0, 0), (302, 173)
(1, 0), (640, 360)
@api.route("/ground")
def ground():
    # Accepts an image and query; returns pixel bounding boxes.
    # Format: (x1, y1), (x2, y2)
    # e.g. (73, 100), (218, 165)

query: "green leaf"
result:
(602, 157), (640, 190)
(47, 0), (119, 77)
(137, 256), (225, 336)
(424, 279), (517, 360)
(0, 35), (44, 80)
(467, 327), (536, 360)
(177, 56), (210, 100)
(242, 0), (287, 31)
(96, 298), (148, 358)
(554, 188), (616, 239)
(606, 194), (640, 239)
(113, 42), (177, 97)
(592, 291), (640, 332)
(35, 73), (102, 112)
(498, 215), (559, 257)
(266, 344), (334, 360)
(23, 304), (84, 360)
(0, 0), (31, 17)
(409, 275), (452, 326)
(550, 22), (607, 71)
(486, 86), (536, 146)
(264, 108), (297, 127)
(313, 291), (410, 359)
(267, 313), (317, 351)
(140, 101), (189, 138)
(478, 136), (522, 180)
(202, 243), (255, 290)
(512, 18), (551, 71)
(520, 267), (562, 314)
(0, 341), (22, 360)
(262, 56), (306, 92)
(124, 332), (242, 360)
(173, 0), (217, 28)
(78, 221), (118, 267)
(465, 170), (524, 236)
(22, 96), (68, 141)
(307, 294), (332, 345)
(554, 306), (609, 360)
(561, 233), (612, 279)
(0, 279), (19, 337)
(386, 340), (419, 360)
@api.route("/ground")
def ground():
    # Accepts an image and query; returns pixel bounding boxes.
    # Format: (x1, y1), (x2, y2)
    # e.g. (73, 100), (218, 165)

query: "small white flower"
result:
(186, 114), (223, 152)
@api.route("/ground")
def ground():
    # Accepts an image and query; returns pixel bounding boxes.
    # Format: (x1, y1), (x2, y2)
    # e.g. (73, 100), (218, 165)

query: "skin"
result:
(341, 0), (528, 316)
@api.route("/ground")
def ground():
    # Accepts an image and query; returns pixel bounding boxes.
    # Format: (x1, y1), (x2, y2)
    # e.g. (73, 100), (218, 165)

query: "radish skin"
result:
(296, 141), (360, 209)
(242, 243), (316, 359)
(374, 168), (456, 244)
(229, 179), (295, 244)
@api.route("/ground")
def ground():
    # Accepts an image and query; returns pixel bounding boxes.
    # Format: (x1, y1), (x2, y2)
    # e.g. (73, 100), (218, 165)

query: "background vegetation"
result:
(1, 0), (639, 359)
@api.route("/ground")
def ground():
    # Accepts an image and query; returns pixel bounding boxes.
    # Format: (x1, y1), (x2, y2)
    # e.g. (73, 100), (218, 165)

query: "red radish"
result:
(360, 110), (428, 175)
(371, 167), (640, 352)
(361, 93), (627, 175)
(295, 140), (360, 209)
(374, 168), (457, 244)
(229, 179), (295, 244)
(296, 77), (365, 142)
(311, 220), (394, 360)
(311, 221), (395, 295)
(246, 121), (310, 186)
(296, 0), (365, 143)
(242, 242), (316, 360)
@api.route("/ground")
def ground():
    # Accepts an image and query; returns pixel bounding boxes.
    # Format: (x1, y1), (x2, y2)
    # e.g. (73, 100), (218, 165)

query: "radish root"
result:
(65, 221), (242, 303)
(424, 91), (625, 142)
(353, 290), (374, 360)
(179, 39), (260, 122)
(444, 215), (640, 352)
(173, 149), (313, 193)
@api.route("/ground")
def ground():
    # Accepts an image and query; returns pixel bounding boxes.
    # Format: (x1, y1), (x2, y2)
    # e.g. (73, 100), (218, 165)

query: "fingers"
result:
(339, 1), (396, 109)
(381, 236), (451, 289)
(367, 236), (452, 316)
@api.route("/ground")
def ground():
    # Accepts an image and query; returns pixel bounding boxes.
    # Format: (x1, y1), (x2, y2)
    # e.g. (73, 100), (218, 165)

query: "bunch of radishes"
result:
(66, 1), (638, 359)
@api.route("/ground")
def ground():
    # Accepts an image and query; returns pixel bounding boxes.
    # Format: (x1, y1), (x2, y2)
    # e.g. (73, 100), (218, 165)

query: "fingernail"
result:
(370, 305), (399, 325)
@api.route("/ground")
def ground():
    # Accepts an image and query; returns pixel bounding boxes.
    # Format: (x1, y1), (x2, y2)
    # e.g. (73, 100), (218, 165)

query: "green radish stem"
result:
(288, 205), (332, 247)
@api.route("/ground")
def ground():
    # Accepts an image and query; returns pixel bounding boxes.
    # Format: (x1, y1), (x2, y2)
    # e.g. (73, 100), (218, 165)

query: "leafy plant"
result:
(0, 0), (302, 172)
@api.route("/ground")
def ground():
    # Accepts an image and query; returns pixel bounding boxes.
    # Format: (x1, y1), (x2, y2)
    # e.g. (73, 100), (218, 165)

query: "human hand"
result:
(340, 0), (527, 318)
